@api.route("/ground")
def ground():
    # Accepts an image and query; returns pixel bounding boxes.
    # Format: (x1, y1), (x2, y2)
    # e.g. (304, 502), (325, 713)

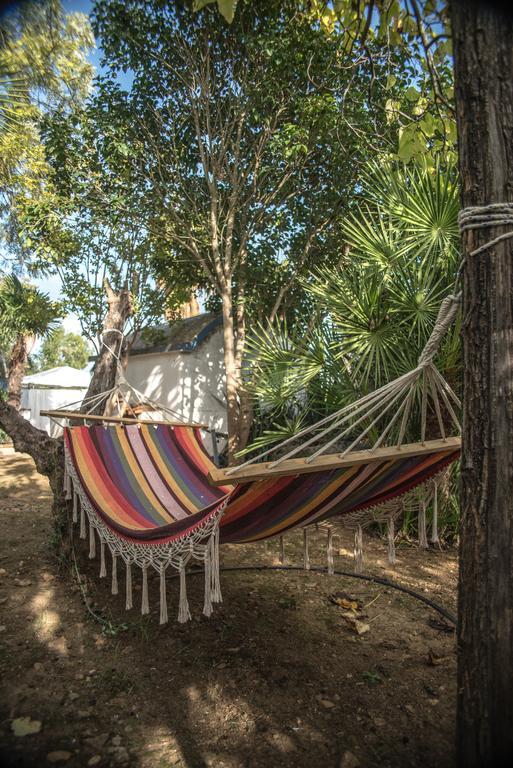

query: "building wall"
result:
(124, 328), (227, 435)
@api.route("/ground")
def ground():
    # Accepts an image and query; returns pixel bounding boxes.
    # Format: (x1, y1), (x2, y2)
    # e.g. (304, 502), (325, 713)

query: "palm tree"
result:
(0, 274), (62, 409)
(244, 160), (461, 453)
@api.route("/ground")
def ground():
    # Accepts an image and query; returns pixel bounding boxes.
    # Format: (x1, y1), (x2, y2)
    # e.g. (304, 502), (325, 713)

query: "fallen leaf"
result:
(329, 591), (361, 612)
(47, 751), (72, 763)
(11, 717), (42, 737)
(341, 614), (370, 635)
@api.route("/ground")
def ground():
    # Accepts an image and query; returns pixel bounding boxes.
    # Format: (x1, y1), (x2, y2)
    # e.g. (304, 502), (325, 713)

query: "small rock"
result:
(0, 568), (7, 575)
(47, 751), (72, 763)
(373, 717), (386, 727)
(14, 578), (32, 587)
(33, 662), (44, 672)
(88, 758), (101, 767)
(0, 625), (6, 632)
(111, 735), (122, 746)
(77, 709), (92, 719)
(68, 692), (79, 702)
(404, 703), (415, 715)
(84, 734), (109, 751)
(0, 597), (7, 604)
(339, 750), (361, 768)
(11, 717), (42, 737)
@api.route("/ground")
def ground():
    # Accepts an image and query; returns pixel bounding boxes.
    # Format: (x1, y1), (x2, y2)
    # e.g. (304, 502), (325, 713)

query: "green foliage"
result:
(0, 273), (62, 346)
(31, 325), (89, 372)
(245, 160), (461, 450)
(0, 0), (93, 268)
(92, 0), (414, 327)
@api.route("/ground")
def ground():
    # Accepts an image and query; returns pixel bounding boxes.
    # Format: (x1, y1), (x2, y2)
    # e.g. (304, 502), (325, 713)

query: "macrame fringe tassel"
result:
(88, 522), (96, 559)
(279, 535), (285, 564)
(418, 500), (429, 549)
(159, 567), (168, 625)
(203, 550), (213, 617)
(178, 562), (191, 623)
(79, 501), (86, 540)
(99, 541), (106, 578)
(72, 491), (78, 523)
(211, 527), (222, 604)
(354, 524), (364, 573)
(111, 553), (118, 595)
(141, 565), (150, 615)
(387, 517), (396, 565)
(303, 528), (310, 571)
(430, 483), (440, 545)
(64, 465), (72, 500)
(125, 562), (133, 610)
(327, 528), (334, 576)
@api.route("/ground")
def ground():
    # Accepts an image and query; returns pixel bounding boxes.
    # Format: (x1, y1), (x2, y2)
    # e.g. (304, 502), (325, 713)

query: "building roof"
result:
(22, 366), (91, 390)
(129, 313), (222, 356)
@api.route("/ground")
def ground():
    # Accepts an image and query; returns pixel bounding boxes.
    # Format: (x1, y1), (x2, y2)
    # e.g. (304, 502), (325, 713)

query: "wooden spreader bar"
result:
(208, 436), (461, 486)
(40, 410), (209, 429)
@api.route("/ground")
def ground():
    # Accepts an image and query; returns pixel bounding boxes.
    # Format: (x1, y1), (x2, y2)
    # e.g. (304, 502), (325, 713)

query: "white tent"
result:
(21, 366), (91, 437)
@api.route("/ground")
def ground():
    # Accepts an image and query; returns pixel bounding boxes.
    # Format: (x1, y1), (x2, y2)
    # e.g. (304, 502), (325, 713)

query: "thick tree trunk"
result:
(7, 333), (29, 409)
(451, 3), (513, 766)
(82, 279), (132, 415)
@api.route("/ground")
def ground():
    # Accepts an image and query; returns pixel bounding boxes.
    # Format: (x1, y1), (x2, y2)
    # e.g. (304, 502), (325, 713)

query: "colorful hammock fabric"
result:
(64, 424), (459, 624)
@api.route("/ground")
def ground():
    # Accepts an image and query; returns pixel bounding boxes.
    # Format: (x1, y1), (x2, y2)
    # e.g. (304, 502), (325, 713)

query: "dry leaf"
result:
(329, 591), (361, 612)
(342, 614), (370, 635)
(11, 717), (42, 737)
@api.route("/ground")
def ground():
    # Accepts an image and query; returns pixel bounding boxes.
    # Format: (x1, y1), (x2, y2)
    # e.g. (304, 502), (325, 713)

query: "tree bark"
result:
(221, 287), (240, 463)
(451, 3), (513, 766)
(82, 279), (132, 415)
(7, 333), (29, 410)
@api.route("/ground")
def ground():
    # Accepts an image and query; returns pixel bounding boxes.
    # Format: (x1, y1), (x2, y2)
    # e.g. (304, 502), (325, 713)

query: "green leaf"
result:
(385, 74), (397, 90)
(405, 86), (420, 102)
(217, 0), (238, 23)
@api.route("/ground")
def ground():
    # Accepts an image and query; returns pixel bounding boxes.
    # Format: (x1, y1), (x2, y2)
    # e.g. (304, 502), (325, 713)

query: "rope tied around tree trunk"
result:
(458, 202), (513, 256)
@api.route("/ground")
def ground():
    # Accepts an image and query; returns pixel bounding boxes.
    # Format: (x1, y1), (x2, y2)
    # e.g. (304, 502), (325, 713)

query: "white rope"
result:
(459, 203), (513, 256)
(327, 527), (334, 576)
(430, 481), (440, 545)
(125, 562), (133, 610)
(387, 517), (396, 565)
(418, 501), (428, 550)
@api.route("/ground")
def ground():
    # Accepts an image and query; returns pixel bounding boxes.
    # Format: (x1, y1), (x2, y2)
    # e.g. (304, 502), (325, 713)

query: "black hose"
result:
(172, 564), (457, 625)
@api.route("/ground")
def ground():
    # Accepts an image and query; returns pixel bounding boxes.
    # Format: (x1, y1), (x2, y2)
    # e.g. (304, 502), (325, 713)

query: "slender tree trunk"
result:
(451, 3), (513, 766)
(82, 279), (132, 415)
(221, 286), (240, 463)
(7, 333), (29, 409)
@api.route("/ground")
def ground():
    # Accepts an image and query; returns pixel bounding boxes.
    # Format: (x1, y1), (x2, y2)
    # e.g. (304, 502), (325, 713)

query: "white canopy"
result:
(21, 366), (91, 437)
(22, 366), (91, 389)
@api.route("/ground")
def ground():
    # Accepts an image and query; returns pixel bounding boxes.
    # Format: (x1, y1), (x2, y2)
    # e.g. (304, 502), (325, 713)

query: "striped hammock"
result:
(64, 423), (459, 624)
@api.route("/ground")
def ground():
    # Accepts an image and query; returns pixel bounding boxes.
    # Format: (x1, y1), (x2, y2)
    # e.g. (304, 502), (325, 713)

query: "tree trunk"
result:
(82, 279), (132, 415)
(221, 287), (240, 463)
(7, 333), (29, 410)
(451, 3), (513, 766)
(0, 279), (131, 561)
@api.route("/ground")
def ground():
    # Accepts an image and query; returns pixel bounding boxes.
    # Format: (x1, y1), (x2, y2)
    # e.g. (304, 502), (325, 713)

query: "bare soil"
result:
(0, 451), (458, 768)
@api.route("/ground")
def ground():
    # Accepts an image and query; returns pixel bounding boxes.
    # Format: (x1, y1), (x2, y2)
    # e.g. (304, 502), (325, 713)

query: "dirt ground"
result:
(0, 451), (458, 768)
